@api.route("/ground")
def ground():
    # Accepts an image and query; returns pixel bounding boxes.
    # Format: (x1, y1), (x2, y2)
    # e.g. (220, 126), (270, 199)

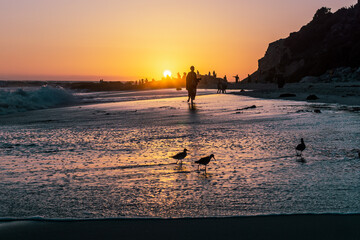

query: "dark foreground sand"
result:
(1, 214), (360, 240)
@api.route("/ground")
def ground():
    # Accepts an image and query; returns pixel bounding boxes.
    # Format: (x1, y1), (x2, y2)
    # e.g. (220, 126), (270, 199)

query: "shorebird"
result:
(170, 149), (188, 164)
(296, 138), (306, 156)
(195, 154), (215, 173)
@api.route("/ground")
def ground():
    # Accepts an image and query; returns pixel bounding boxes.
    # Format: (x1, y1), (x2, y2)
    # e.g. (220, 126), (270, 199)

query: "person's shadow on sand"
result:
(188, 102), (197, 111)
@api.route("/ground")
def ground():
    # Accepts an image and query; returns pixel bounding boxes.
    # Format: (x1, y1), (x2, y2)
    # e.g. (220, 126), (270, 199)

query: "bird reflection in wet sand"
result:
(195, 154), (215, 173)
(297, 156), (306, 163)
(295, 138), (306, 163)
(170, 148), (188, 164)
(174, 161), (190, 173)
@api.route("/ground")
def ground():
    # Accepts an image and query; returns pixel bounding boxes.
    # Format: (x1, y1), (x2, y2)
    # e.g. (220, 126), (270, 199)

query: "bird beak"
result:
(213, 156), (216, 160)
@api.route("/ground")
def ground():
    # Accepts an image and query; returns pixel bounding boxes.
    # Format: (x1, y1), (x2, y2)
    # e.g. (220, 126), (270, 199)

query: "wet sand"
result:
(1, 214), (360, 240)
(1, 92), (360, 218)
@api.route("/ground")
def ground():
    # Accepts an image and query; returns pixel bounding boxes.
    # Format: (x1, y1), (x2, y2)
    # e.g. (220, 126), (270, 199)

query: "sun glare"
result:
(163, 70), (172, 78)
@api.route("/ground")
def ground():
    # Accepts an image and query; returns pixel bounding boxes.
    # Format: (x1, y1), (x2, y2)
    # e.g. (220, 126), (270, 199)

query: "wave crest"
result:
(0, 86), (76, 115)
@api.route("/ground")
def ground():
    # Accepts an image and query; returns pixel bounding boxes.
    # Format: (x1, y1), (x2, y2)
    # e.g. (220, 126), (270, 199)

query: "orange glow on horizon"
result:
(0, 0), (356, 81)
(163, 70), (172, 78)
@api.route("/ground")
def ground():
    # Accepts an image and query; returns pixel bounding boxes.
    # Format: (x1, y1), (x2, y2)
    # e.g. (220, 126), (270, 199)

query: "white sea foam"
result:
(0, 86), (76, 115)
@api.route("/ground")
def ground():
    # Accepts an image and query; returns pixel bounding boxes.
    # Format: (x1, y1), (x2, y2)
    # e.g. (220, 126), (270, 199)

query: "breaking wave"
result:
(0, 86), (76, 115)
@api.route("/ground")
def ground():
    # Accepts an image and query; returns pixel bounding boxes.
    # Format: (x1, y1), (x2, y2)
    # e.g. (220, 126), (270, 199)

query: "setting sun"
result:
(163, 70), (172, 78)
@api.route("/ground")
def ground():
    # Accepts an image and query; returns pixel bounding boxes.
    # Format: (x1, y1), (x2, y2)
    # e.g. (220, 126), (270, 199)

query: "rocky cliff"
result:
(246, 3), (360, 83)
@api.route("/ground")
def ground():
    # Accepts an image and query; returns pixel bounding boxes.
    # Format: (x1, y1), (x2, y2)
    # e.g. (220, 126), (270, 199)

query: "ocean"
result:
(0, 86), (360, 219)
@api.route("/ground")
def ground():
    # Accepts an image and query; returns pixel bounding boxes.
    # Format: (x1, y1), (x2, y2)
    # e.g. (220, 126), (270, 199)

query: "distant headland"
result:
(244, 2), (360, 84)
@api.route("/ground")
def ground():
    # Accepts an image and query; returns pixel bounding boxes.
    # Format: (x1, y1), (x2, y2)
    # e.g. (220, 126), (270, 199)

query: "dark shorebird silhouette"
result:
(296, 138), (306, 156)
(195, 154), (215, 173)
(170, 149), (188, 164)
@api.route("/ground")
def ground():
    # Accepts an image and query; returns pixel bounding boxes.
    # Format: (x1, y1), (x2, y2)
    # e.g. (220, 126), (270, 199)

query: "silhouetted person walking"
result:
(186, 66), (200, 104)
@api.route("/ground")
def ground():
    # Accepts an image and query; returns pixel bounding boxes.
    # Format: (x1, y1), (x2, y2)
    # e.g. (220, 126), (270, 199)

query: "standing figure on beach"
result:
(222, 75), (228, 93)
(217, 79), (222, 93)
(186, 66), (200, 104)
(217, 78), (228, 94)
(233, 74), (239, 83)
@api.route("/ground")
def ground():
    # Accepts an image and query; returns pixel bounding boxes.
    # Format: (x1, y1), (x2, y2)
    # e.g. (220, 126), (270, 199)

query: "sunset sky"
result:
(0, 0), (357, 81)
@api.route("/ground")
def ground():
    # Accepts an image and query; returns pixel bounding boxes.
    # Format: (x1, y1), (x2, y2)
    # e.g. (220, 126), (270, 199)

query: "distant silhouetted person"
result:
(234, 74), (239, 83)
(217, 79), (222, 93)
(296, 138), (306, 156)
(213, 71), (217, 78)
(222, 76), (228, 93)
(217, 79), (228, 94)
(221, 82), (227, 93)
(186, 66), (200, 104)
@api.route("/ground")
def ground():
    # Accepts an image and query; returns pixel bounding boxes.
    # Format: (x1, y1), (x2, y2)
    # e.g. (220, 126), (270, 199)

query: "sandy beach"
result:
(235, 82), (360, 107)
(2, 1), (360, 239)
(1, 214), (360, 240)
(1, 89), (360, 240)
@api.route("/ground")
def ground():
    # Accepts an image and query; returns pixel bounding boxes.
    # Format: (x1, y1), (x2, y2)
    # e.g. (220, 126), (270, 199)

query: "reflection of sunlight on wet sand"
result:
(174, 162), (191, 173)
(1, 92), (360, 218)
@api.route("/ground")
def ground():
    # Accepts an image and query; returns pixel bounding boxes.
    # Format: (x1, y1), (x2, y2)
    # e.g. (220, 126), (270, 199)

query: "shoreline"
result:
(1, 214), (360, 240)
(233, 82), (360, 107)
